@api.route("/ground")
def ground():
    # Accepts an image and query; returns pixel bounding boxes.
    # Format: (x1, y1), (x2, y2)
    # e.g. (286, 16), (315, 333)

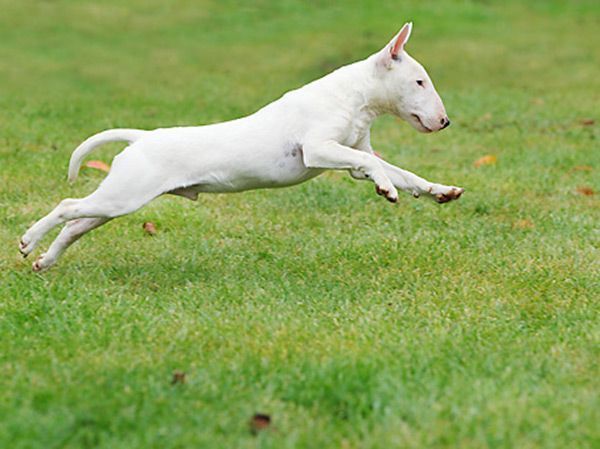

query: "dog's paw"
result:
(435, 187), (464, 203)
(375, 184), (398, 203)
(19, 236), (36, 258)
(427, 185), (464, 204)
(32, 253), (52, 272)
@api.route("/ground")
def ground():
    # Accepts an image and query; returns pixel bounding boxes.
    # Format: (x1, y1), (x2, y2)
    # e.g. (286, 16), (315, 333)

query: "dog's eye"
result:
(416, 80), (424, 87)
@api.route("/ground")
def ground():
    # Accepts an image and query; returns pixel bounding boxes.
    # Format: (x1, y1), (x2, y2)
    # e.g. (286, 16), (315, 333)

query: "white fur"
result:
(20, 23), (464, 271)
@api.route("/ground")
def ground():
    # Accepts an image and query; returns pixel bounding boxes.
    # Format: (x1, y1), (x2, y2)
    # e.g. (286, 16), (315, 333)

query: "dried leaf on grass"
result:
(143, 222), (157, 235)
(513, 219), (535, 229)
(474, 155), (497, 168)
(84, 160), (110, 172)
(576, 186), (594, 196)
(571, 165), (593, 172)
(250, 413), (271, 434)
(171, 371), (185, 385)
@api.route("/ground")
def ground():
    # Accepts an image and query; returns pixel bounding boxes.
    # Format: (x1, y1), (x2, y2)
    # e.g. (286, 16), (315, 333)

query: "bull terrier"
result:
(20, 22), (464, 271)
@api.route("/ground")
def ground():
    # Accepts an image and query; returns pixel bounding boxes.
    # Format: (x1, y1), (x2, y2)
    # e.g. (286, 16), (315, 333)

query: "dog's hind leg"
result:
(19, 189), (157, 258)
(19, 153), (163, 258)
(31, 217), (111, 272)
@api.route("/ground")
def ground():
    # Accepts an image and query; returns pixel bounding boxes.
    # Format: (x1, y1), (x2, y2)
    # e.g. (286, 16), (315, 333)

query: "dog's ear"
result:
(378, 22), (413, 69)
(390, 22), (412, 58)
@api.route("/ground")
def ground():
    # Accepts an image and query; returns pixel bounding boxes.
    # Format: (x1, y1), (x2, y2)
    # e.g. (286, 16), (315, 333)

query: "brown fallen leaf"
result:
(142, 222), (157, 235)
(474, 155), (497, 168)
(580, 119), (595, 126)
(531, 98), (545, 106)
(571, 165), (593, 172)
(84, 160), (110, 172)
(576, 186), (594, 196)
(249, 413), (271, 434)
(513, 219), (535, 229)
(171, 371), (185, 385)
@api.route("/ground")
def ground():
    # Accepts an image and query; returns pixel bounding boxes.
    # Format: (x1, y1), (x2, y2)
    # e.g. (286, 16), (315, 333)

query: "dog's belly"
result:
(178, 171), (323, 196)
(186, 166), (322, 194)
(167, 143), (324, 195)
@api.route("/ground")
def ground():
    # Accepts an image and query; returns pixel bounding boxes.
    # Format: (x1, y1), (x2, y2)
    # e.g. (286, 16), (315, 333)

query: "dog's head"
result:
(373, 23), (450, 133)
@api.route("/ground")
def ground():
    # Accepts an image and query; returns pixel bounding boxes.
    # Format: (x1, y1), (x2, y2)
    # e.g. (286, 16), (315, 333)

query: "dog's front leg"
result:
(303, 140), (398, 202)
(350, 136), (463, 203)
(376, 158), (464, 203)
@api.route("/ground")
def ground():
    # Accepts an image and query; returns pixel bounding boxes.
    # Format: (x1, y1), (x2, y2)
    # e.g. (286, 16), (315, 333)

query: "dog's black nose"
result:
(440, 117), (451, 129)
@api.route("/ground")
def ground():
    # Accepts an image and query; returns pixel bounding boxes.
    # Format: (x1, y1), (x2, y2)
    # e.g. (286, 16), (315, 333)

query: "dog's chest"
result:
(341, 122), (370, 148)
(339, 109), (374, 147)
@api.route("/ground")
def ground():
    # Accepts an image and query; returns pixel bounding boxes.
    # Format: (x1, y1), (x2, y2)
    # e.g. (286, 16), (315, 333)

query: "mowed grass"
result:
(0, 1), (598, 448)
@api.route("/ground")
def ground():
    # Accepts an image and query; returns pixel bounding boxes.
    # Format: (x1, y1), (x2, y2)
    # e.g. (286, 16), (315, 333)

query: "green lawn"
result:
(1, 1), (598, 448)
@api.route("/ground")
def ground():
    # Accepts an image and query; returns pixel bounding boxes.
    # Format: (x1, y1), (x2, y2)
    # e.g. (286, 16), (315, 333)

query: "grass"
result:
(0, 1), (598, 448)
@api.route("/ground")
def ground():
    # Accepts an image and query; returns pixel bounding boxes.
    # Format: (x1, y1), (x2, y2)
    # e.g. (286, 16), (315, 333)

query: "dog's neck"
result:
(311, 58), (394, 140)
(314, 57), (398, 129)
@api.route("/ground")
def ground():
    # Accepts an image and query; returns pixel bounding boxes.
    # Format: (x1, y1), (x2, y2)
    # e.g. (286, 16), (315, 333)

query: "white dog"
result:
(20, 22), (463, 271)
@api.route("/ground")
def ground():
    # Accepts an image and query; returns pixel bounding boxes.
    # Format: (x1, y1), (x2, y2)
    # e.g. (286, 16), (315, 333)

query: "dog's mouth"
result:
(411, 114), (433, 133)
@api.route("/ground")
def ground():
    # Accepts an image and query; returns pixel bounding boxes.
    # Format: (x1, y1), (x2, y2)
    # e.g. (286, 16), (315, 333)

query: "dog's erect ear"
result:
(390, 22), (412, 58)
(378, 22), (413, 69)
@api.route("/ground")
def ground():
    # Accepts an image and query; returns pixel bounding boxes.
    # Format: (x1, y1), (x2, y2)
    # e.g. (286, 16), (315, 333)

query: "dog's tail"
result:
(68, 128), (147, 183)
